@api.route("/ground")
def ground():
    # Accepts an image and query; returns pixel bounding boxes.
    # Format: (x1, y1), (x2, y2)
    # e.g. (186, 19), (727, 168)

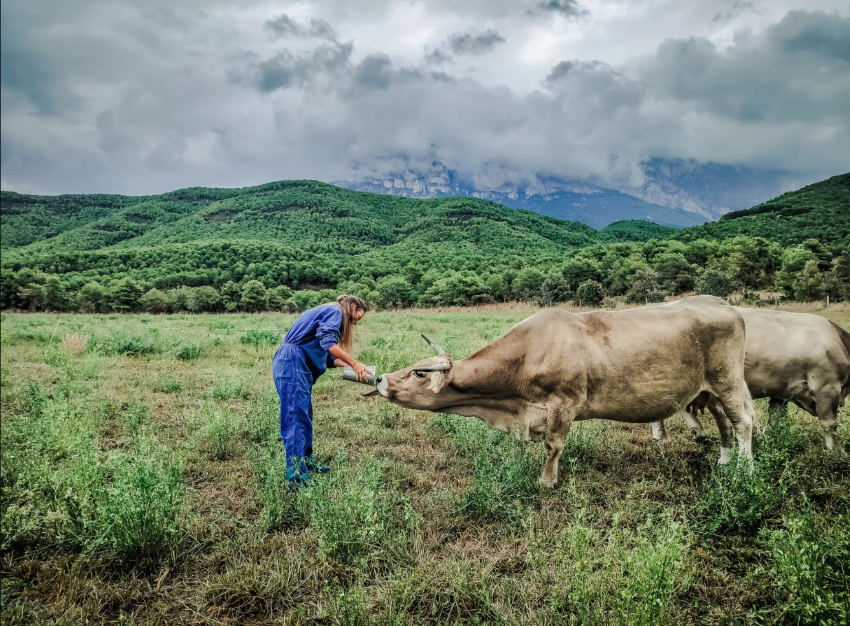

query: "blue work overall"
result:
(272, 303), (342, 481)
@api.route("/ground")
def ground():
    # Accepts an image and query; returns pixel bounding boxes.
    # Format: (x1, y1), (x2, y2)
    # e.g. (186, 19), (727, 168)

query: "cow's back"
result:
(735, 307), (850, 401)
(515, 298), (746, 423)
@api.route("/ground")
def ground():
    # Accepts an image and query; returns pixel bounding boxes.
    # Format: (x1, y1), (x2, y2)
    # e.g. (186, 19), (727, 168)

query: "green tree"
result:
(18, 282), (44, 312)
(78, 282), (105, 313)
(513, 267), (545, 301)
(220, 281), (242, 312)
(485, 272), (511, 302)
(538, 271), (572, 305)
(775, 247), (818, 297)
(626, 265), (666, 304)
(695, 268), (737, 298)
(562, 257), (601, 290)
(291, 290), (322, 312)
(792, 260), (825, 301)
(165, 286), (191, 312)
(274, 285), (293, 301)
(241, 280), (268, 312)
(653, 252), (696, 294)
(576, 280), (604, 306)
(190, 286), (221, 312)
(374, 276), (410, 309)
(42, 276), (68, 311)
(140, 288), (168, 313)
(109, 279), (143, 312)
(420, 272), (488, 307)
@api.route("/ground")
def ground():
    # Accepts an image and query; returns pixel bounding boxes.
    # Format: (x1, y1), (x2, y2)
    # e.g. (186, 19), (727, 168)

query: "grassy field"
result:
(1, 303), (848, 625)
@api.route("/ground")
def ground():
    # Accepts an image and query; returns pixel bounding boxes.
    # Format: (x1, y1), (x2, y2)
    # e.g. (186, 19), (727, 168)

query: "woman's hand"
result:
(351, 361), (370, 382)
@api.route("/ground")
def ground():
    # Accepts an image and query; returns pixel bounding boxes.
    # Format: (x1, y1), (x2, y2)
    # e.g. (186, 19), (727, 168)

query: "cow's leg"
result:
(682, 410), (709, 442)
(651, 420), (668, 443)
(539, 404), (576, 489)
(767, 398), (787, 427)
(710, 402), (735, 465)
(714, 386), (754, 465)
(815, 390), (845, 453)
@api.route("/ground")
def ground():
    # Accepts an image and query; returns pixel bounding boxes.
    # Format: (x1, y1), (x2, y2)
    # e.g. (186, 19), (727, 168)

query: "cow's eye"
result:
(413, 370), (425, 379)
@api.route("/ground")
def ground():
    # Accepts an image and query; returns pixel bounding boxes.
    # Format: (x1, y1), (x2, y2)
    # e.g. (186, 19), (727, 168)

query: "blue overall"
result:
(272, 303), (343, 480)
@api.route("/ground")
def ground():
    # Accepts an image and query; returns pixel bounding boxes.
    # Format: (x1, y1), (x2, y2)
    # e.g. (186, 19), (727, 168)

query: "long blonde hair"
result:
(335, 294), (367, 353)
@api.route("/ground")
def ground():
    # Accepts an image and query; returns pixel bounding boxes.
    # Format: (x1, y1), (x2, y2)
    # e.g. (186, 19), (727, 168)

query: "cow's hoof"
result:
(653, 436), (669, 445)
(538, 475), (557, 489)
(694, 435), (710, 444)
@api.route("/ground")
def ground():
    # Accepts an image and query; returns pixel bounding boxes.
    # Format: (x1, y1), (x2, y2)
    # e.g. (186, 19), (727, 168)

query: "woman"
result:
(272, 295), (369, 488)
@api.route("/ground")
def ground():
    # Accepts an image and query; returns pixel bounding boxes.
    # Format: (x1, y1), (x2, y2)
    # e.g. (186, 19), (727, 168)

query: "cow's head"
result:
(365, 335), (457, 410)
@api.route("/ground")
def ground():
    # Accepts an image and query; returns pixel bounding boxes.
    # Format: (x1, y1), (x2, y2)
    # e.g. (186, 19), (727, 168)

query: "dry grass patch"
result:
(59, 333), (89, 355)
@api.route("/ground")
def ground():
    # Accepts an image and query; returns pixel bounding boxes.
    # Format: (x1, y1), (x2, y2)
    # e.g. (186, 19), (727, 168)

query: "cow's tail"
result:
(831, 321), (850, 404)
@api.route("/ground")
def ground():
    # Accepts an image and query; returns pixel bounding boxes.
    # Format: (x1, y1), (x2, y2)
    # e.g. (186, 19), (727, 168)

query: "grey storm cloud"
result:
(711, 1), (755, 24)
(1, 0), (848, 196)
(244, 42), (354, 92)
(424, 28), (506, 66)
(265, 14), (337, 39)
(530, 0), (589, 18)
(447, 28), (507, 56)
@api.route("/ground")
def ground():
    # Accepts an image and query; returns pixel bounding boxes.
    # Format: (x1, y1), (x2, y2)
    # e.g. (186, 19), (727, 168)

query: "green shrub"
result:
(460, 431), (542, 525)
(43, 346), (69, 367)
(761, 511), (850, 625)
(98, 448), (186, 562)
(175, 344), (203, 361)
(247, 394), (280, 445)
(213, 379), (251, 400)
(249, 440), (302, 531)
(207, 409), (242, 460)
(299, 458), (418, 567)
(697, 458), (778, 534)
(697, 419), (801, 535)
(531, 512), (688, 626)
(123, 401), (149, 438)
(94, 334), (157, 356)
(240, 331), (281, 348)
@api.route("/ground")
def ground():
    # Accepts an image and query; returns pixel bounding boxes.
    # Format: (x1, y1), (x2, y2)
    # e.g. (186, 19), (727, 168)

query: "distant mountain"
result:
(337, 160), (810, 228)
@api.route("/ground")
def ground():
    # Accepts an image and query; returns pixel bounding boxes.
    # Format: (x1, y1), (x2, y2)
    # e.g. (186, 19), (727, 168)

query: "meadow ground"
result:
(1, 302), (848, 626)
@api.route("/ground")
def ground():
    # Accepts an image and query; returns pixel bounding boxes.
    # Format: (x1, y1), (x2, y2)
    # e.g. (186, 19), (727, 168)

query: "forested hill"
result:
(675, 172), (850, 251)
(0, 181), (657, 255)
(1, 174), (847, 312)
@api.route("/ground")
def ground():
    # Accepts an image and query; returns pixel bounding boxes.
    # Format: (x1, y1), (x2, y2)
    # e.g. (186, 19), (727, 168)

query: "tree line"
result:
(3, 234), (847, 313)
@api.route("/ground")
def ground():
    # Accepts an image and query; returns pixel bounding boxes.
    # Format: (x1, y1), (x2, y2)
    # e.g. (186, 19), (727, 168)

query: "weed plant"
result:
(760, 510), (850, 624)
(698, 415), (803, 534)
(153, 378), (182, 393)
(299, 458), (419, 568)
(175, 343), (203, 360)
(205, 407), (242, 460)
(240, 330), (281, 348)
(212, 379), (251, 400)
(249, 439), (302, 531)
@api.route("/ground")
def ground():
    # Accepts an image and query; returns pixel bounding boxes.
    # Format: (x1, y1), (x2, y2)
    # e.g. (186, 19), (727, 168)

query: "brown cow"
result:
(651, 307), (850, 452)
(368, 296), (756, 487)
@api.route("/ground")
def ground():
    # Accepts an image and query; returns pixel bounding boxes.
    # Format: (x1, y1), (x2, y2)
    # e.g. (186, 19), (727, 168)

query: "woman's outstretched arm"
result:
(328, 344), (369, 381)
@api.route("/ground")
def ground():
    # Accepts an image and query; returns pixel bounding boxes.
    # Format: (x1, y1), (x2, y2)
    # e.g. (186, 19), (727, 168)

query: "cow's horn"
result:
(413, 360), (452, 372)
(421, 334), (446, 355)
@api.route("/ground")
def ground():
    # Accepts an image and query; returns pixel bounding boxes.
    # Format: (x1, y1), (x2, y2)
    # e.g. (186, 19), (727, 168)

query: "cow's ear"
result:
(428, 362), (453, 393)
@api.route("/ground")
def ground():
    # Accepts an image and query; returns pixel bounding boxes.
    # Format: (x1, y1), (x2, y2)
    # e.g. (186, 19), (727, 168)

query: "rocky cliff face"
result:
(337, 160), (806, 228)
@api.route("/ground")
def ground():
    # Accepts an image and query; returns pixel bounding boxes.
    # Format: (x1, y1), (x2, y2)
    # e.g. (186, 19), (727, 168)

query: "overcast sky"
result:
(2, 0), (849, 195)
